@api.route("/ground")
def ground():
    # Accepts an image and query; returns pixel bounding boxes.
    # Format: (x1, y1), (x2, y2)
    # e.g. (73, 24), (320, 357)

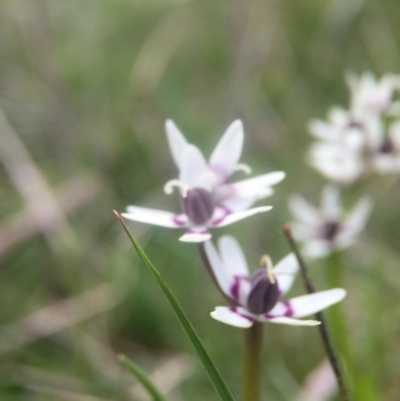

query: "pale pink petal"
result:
(273, 253), (299, 296)
(287, 289), (346, 318)
(321, 185), (341, 221)
(179, 145), (210, 189)
(218, 235), (249, 277)
(165, 120), (189, 168)
(209, 120), (244, 181)
(289, 195), (320, 226)
(210, 306), (255, 328)
(230, 172), (285, 197)
(212, 206), (272, 228)
(259, 316), (320, 326)
(303, 239), (331, 259)
(344, 197), (373, 235)
(291, 222), (316, 241)
(123, 207), (188, 228)
(203, 240), (233, 297)
(179, 229), (211, 243)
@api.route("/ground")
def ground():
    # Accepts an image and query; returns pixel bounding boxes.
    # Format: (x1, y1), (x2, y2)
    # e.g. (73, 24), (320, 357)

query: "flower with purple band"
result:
(122, 120), (285, 242)
(205, 236), (346, 328)
(289, 186), (373, 259)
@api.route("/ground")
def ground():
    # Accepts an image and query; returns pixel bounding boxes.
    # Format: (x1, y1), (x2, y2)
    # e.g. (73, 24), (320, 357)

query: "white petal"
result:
(220, 195), (258, 212)
(273, 253), (299, 296)
(303, 239), (331, 259)
(212, 206), (272, 228)
(179, 145), (210, 188)
(308, 120), (333, 141)
(179, 229), (211, 242)
(290, 222), (316, 241)
(218, 235), (249, 277)
(210, 306), (255, 328)
(230, 171), (285, 198)
(259, 316), (320, 326)
(203, 240), (233, 296)
(289, 195), (320, 226)
(165, 120), (189, 168)
(344, 197), (373, 235)
(288, 289), (346, 318)
(209, 120), (244, 180)
(321, 185), (341, 221)
(123, 207), (188, 228)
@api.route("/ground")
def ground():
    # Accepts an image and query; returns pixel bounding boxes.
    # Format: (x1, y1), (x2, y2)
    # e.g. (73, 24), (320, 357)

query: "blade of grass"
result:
(117, 354), (167, 401)
(114, 211), (236, 401)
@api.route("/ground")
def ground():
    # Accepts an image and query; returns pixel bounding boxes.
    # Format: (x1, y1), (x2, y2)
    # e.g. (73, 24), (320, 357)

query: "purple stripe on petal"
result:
(172, 215), (187, 227)
(229, 306), (254, 322)
(229, 275), (249, 302)
(264, 301), (294, 319)
(211, 205), (232, 226)
(283, 301), (294, 317)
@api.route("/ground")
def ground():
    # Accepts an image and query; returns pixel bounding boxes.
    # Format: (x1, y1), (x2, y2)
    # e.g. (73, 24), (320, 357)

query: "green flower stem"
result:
(325, 253), (355, 378)
(242, 322), (263, 401)
(283, 224), (351, 401)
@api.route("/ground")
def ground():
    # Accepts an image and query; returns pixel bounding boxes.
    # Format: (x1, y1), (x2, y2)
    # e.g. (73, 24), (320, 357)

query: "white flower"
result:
(205, 236), (346, 328)
(123, 120), (285, 242)
(347, 72), (400, 116)
(289, 186), (373, 258)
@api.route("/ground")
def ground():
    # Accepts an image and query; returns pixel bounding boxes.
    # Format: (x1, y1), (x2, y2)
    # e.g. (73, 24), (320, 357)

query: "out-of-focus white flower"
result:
(347, 72), (400, 116)
(289, 186), (373, 258)
(205, 236), (346, 328)
(369, 120), (400, 173)
(308, 73), (400, 182)
(123, 120), (285, 242)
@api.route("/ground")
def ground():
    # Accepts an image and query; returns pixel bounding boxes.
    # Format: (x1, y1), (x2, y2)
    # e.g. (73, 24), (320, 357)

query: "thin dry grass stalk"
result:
(0, 283), (122, 355)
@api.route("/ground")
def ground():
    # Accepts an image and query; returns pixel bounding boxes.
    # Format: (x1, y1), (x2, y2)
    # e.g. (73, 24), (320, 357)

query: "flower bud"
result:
(181, 188), (215, 226)
(246, 268), (280, 314)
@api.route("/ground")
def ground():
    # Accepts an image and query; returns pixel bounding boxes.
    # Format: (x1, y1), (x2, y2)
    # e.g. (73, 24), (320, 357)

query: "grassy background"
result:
(1, 0), (400, 400)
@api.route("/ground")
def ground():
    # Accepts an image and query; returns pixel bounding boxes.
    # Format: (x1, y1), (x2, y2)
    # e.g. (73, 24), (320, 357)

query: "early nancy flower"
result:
(308, 73), (400, 183)
(205, 236), (346, 328)
(123, 120), (285, 242)
(347, 72), (400, 116)
(289, 186), (373, 259)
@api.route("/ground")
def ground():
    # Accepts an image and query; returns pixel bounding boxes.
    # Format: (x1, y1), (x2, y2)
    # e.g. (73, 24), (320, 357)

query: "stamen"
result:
(164, 180), (190, 197)
(260, 254), (275, 284)
(233, 163), (252, 175)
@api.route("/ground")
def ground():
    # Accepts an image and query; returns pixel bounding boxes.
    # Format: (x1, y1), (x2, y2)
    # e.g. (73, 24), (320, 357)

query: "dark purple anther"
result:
(379, 137), (394, 154)
(324, 221), (340, 241)
(246, 268), (280, 315)
(181, 188), (215, 226)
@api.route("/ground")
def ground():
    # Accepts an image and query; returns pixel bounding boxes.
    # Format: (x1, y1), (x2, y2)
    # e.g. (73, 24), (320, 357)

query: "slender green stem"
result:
(242, 322), (263, 401)
(325, 252), (356, 394)
(115, 212), (236, 401)
(283, 224), (351, 401)
(117, 354), (167, 401)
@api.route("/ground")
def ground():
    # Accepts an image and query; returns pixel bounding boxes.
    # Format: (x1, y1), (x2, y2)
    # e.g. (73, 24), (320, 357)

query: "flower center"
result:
(246, 268), (280, 315)
(324, 221), (340, 241)
(379, 137), (395, 154)
(181, 188), (215, 226)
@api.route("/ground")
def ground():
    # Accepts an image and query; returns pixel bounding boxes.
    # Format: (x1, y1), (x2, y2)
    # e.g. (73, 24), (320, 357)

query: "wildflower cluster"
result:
(309, 72), (400, 184)
(124, 120), (345, 328)
(287, 73), (397, 258)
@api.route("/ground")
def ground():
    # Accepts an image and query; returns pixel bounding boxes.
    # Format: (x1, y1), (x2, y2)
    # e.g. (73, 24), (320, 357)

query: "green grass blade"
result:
(114, 211), (236, 401)
(117, 354), (167, 401)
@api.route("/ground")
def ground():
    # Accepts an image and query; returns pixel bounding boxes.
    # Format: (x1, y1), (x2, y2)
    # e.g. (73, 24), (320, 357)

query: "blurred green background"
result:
(1, 0), (400, 400)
